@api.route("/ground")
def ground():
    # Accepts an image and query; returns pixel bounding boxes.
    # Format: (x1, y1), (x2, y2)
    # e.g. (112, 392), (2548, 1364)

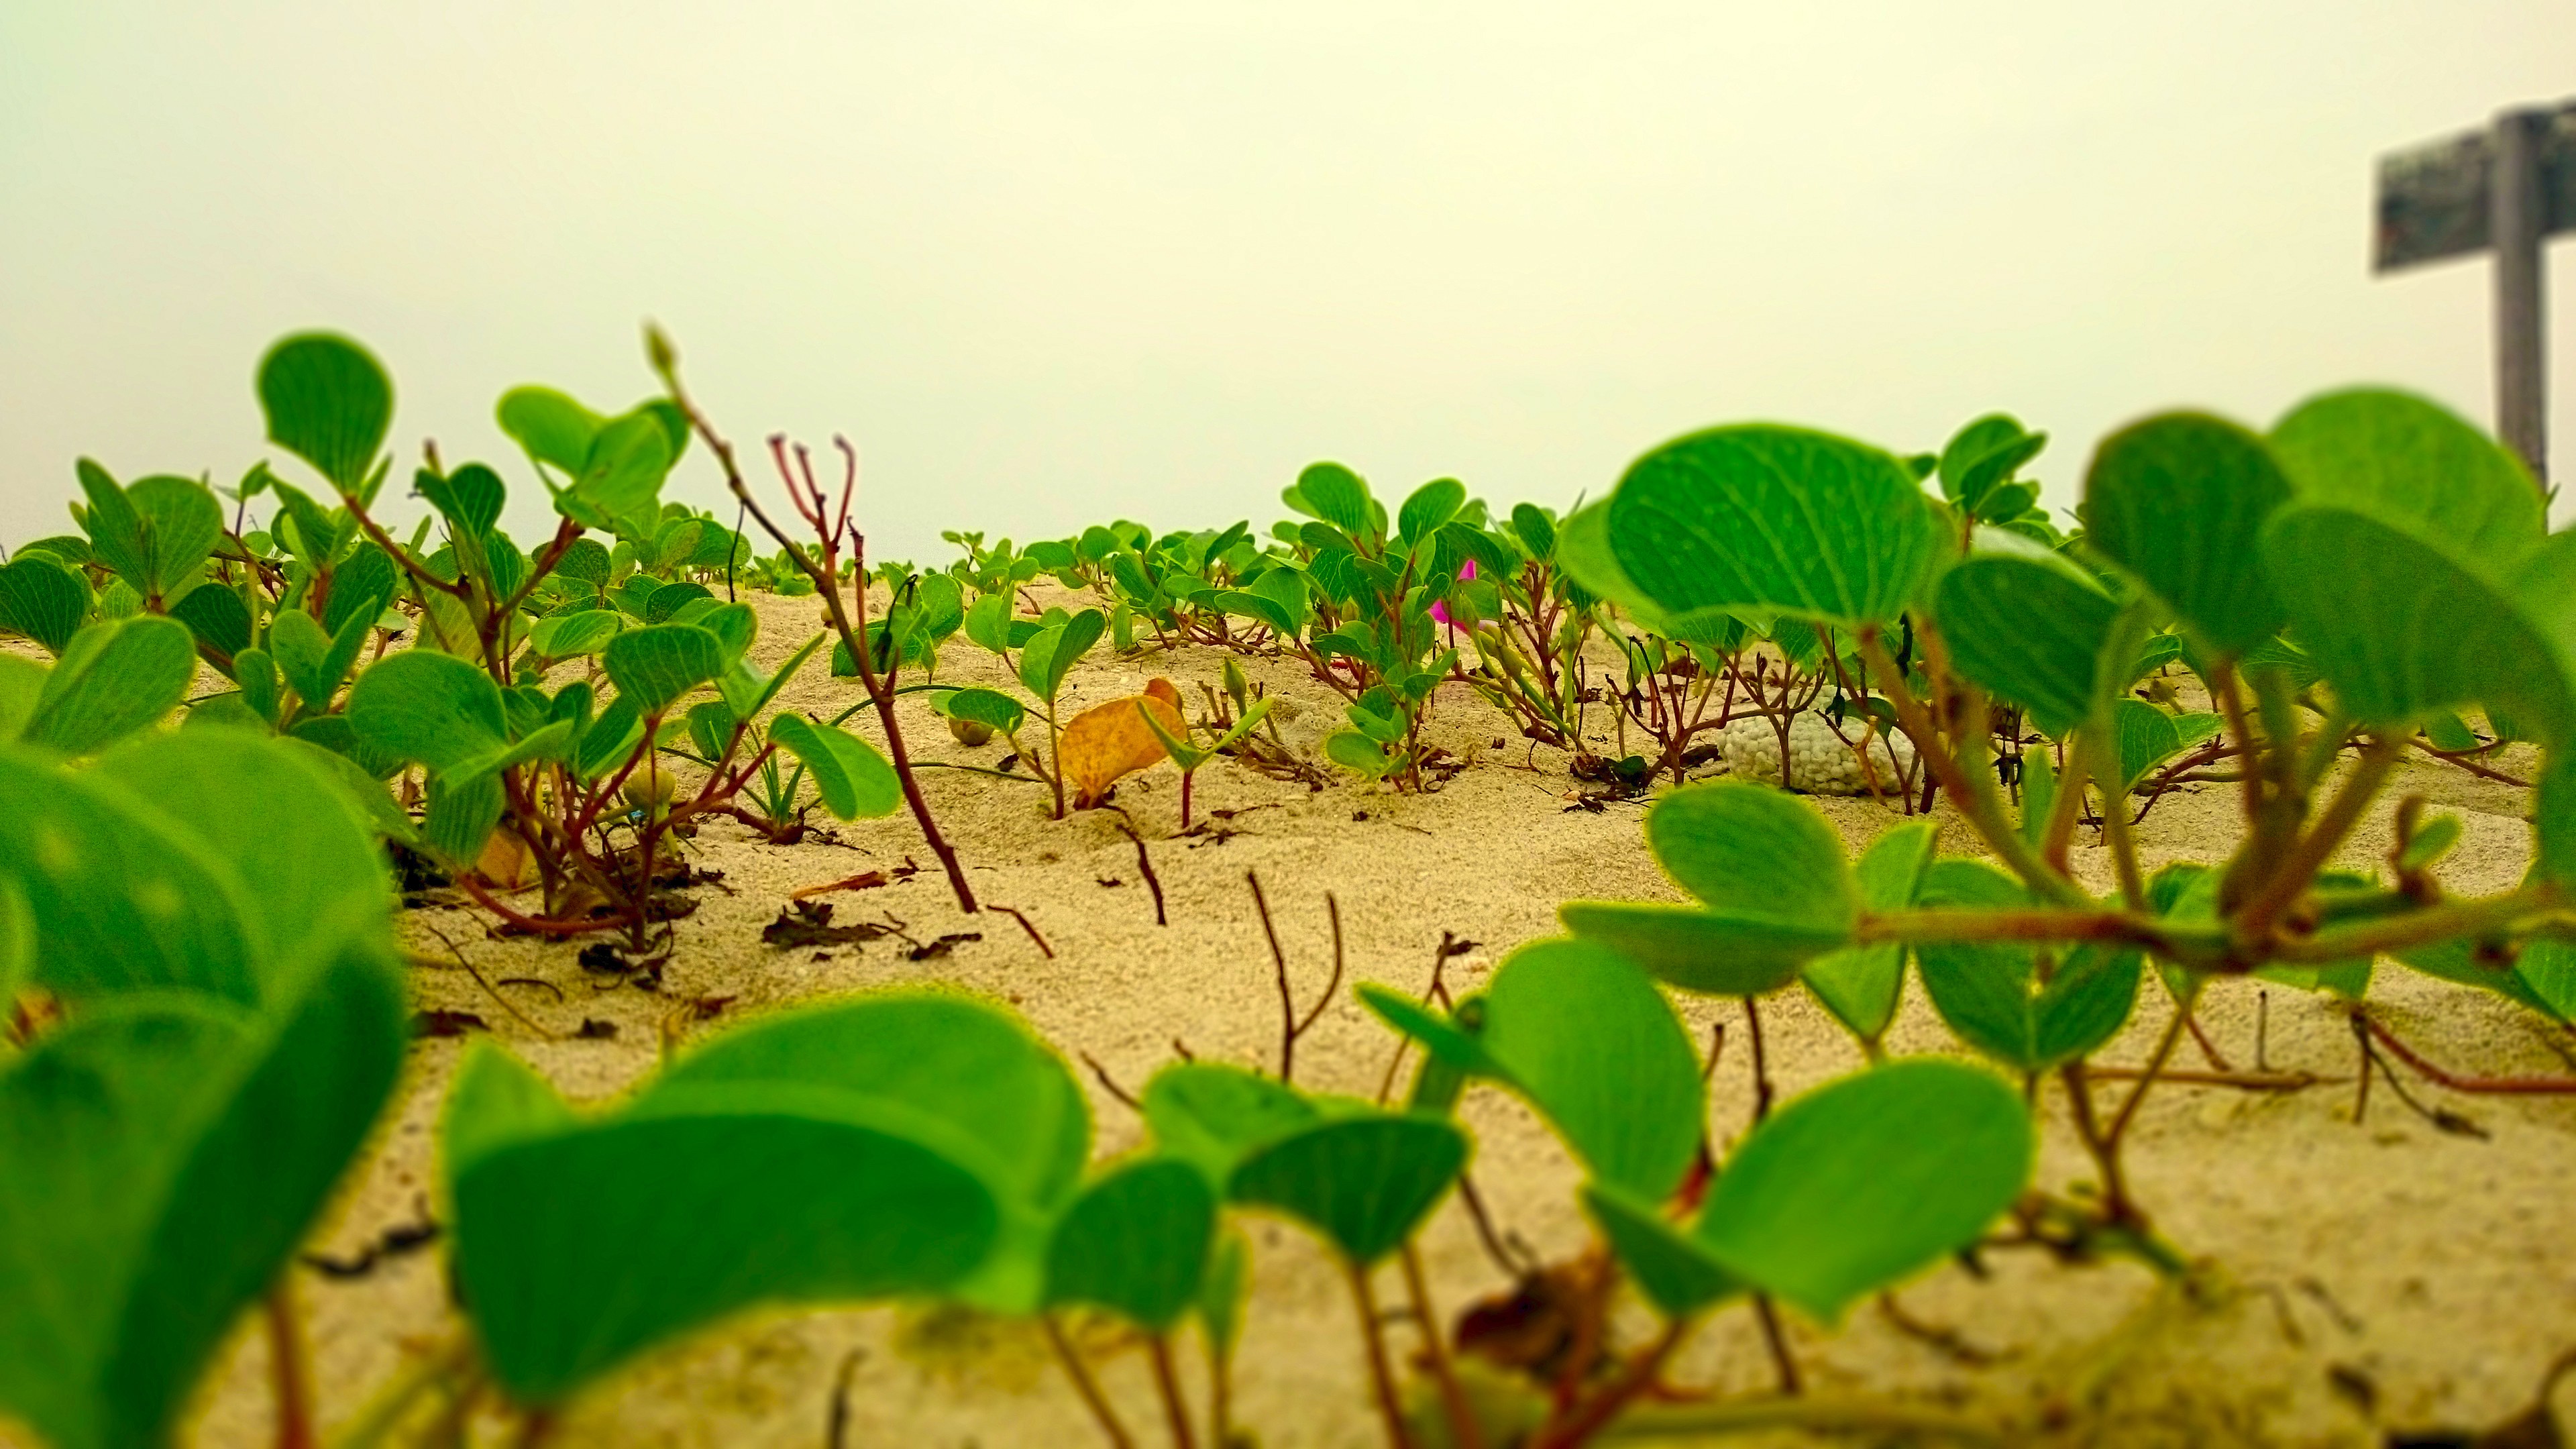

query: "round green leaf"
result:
(0, 932), (405, 1449)
(1801, 820), (1937, 1044)
(1228, 1113), (1468, 1267)
(346, 648), (509, 772)
(1607, 423), (1949, 630)
(1696, 1059), (2033, 1322)
(1143, 1063), (1321, 1188)
(1558, 901), (1840, 996)
(2271, 388), (2542, 560)
(1295, 462), (1376, 538)
(0, 553), (89, 655)
(447, 1061), (1003, 1407)
(1477, 939), (1703, 1201)
(1644, 780), (1858, 928)
(21, 616), (197, 757)
(602, 622), (727, 717)
(1582, 1184), (1740, 1320)
(767, 713), (902, 819)
(2261, 505), (2571, 745)
(1931, 543), (2119, 738)
(2082, 412), (2291, 657)
(257, 333), (393, 493)
(1045, 1157), (1217, 1332)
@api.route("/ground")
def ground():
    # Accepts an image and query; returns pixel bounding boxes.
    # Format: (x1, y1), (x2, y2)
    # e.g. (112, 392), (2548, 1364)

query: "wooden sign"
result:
(2373, 101), (2574, 484)
(2375, 104), (2576, 270)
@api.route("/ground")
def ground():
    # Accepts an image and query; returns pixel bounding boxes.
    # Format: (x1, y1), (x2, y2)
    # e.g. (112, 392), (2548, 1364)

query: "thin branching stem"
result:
(1147, 1336), (1199, 1449)
(1042, 1315), (1137, 1449)
(264, 1283), (315, 1449)
(1345, 1260), (1416, 1449)
(1399, 1244), (1484, 1449)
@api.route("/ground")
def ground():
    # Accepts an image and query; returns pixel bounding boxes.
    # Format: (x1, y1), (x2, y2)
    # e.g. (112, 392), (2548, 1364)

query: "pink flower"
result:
(1430, 557), (1477, 628)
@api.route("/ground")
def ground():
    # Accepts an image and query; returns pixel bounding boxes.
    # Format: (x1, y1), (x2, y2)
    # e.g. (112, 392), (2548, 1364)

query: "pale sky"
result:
(3, 3), (2570, 562)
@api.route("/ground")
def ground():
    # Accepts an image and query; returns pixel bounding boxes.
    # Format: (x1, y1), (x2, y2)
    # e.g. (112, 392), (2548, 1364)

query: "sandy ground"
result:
(13, 588), (2576, 1448)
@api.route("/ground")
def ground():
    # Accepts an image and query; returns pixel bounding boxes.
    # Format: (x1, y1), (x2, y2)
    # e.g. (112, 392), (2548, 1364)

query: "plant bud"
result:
(621, 770), (678, 816)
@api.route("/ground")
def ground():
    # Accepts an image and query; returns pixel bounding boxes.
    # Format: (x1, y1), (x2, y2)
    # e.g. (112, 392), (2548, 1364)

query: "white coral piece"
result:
(1715, 707), (1916, 796)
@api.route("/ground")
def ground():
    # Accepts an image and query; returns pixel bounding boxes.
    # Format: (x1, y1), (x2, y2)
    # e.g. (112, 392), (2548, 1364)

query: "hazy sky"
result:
(4, 3), (2570, 561)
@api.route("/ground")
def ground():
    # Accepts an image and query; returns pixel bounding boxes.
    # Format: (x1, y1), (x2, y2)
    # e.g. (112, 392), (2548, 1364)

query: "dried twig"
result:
(988, 904), (1055, 959)
(1079, 1051), (1142, 1112)
(2355, 1008), (2576, 1095)
(1249, 871), (1343, 1085)
(1375, 931), (1477, 1104)
(826, 1349), (863, 1449)
(1122, 824), (1167, 926)
(419, 923), (557, 1040)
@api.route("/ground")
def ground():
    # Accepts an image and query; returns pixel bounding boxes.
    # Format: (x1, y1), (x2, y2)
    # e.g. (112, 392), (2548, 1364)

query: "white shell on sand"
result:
(1715, 706), (1915, 795)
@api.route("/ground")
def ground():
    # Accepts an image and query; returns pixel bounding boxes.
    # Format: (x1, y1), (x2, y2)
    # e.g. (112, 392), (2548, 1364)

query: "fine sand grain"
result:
(26, 589), (2576, 1448)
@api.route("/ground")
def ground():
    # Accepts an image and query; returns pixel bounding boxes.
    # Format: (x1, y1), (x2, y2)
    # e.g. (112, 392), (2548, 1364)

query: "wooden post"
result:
(2493, 109), (2548, 482)
(2373, 99), (2571, 491)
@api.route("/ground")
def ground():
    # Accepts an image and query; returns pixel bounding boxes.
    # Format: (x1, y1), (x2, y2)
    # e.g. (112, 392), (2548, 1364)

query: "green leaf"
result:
(1046, 1157), (1217, 1332)
(1509, 502), (1558, 561)
(258, 333), (394, 493)
(643, 580), (714, 625)
(602, 623), (727, 716)
(1607, 424), (1950, 631)
(527, 608), (625, 660)
(419, 463), (508, 539)
(0, 930), (405, 1449)
(1937, 414), (2035, 506)
(74, 458), (150, 586)
(1354, 985), (1494, 1075)
(1018, 609), (1106, 702)
(0, 655), (46, 739)
(1397, 478), (1466, 545)
(1557, 901), (1840, 996)
(496, 386), (605, 474)
(1326, 729), (1400, 779)
(1569, 782), (1860, 994)
(0, 744), (258, 1004)
(2271, 388), (2542, 560)
(268, 604), (374, 711)
(1931, 541), (2118, 737)
(323, 543), (398, 637)
(2112, 700), (2224, 792)
(2081, 412), (2292, 657)
(1801, 820), (1937, 1044)
(965, 590), (1014, 653)
(1142, 1063), (1320, 1187)
(719, 633), (824, 720)
(767, 714), (902, 819)
(941, 687), (1028, 738)
(21, 616), (197, 756)
(423, 771), (507, 863)
(1239, 562), (1312, 636)
(557, 411), (673, 534)
(1228, 1113), (1468, 1267)
(2262, 506), (2571, 745)
(1473, 939), (1702, 1201)
(0, 553), (89, 655)
(1644, 784), (1857, 921)
(346, 648), (508, 771)
(1911, 861), (2141, 1071)
(1295, 462), (1377, 537)
(85, 732), (392, 977)
(123, 476), (224, 603)
(443, 1042), (1006, 1407)
(169, 581), (252, 662)
(1696, 1059), (2032, 1322)
(1582, 1184), (1741, 1319)
(661, 992), (1091, 1216)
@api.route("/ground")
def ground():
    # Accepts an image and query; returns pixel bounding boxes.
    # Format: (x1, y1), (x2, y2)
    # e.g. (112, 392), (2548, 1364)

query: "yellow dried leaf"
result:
(473, 823), (540, 890)
(1063, 678), (1185, 808)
